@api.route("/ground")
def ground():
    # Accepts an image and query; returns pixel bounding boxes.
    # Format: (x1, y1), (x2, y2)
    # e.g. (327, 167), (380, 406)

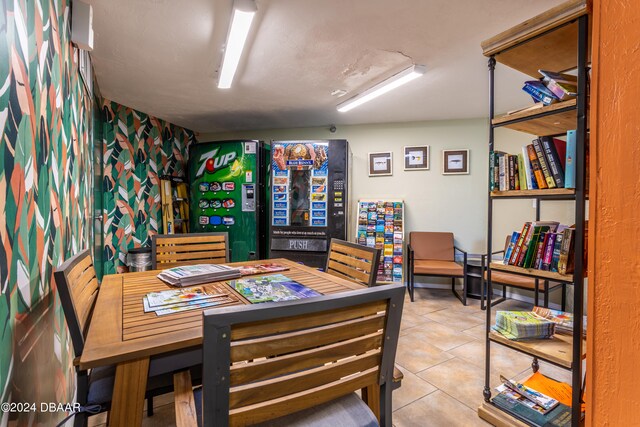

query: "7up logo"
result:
(197, 148), (237, 177)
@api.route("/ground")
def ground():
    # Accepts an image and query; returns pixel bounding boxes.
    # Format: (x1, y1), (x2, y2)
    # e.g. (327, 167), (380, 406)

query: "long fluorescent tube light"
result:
(337, 64), (426, 112)
(218, 0), (257, 89)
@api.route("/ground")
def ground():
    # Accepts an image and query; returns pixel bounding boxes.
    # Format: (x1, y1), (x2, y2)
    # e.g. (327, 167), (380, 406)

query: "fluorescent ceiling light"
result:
(218, 0), (257, 89)
(337, 65), (426, 112)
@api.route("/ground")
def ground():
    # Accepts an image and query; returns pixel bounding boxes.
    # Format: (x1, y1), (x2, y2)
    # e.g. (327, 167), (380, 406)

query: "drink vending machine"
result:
(188, 140), (269, 262)
(268, 139), (351, 268)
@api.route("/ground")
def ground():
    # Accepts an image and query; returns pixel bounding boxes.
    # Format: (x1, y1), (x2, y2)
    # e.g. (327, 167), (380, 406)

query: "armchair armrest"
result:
(481, 249), (506, 266)
(453, 246), (468, 267)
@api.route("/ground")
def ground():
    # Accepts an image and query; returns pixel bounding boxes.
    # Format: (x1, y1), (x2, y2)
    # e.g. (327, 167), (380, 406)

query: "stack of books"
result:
(532, 306), (587, 338)
(522, 70), (577, 106)
(493, 311), (556, 340)
(157, 264), (241, 287)
(502, 222), (578, 274)
(492, 373), (574, 427)
(490, 130), (577, 192)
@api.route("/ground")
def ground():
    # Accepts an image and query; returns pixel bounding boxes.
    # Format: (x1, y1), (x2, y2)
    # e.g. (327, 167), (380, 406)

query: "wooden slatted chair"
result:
(55, 250), (199, 426)
(152, 232), (229, 269)
(325, 239), (382, 287)
(172, 284), (405, 427)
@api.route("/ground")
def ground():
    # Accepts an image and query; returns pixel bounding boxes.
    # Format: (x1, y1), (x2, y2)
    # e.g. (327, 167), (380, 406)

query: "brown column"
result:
(587, 0), (640, 425)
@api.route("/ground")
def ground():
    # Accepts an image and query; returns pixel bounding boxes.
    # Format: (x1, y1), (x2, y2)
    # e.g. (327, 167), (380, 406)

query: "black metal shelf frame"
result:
(483, 14), (589, 427)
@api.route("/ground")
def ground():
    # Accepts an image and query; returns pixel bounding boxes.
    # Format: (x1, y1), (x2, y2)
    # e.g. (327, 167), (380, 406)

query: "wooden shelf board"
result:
(489, 330), (585, 369)
(491, 188), (576, 198)
(490, 262), (573, 283)
(478, 402), (530, 427)
(492, 99), (577, 136)
(481, 0), (589, 77)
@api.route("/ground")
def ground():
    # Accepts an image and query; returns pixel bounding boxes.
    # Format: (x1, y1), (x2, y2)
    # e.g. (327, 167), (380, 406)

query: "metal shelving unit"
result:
(478, 1), (589, 426)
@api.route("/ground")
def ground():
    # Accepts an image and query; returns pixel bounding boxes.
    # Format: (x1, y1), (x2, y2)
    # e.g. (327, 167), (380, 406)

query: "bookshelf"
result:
(480, 1), (589, 426)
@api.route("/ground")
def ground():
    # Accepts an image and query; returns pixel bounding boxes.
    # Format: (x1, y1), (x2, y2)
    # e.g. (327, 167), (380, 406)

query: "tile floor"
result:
(88, 288), (572, 427)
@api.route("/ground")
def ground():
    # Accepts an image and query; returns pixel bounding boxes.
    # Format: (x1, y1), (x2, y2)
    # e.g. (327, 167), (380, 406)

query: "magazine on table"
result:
(238, 262), (289, 276)
(157, 264), (241, 287)
(143, 286), (233, 316)
(228, 274), (321, 304)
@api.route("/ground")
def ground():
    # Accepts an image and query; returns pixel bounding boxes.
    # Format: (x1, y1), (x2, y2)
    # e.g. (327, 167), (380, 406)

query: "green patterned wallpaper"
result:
(0, 0), (90, 423)
(101, 101), (195, 274)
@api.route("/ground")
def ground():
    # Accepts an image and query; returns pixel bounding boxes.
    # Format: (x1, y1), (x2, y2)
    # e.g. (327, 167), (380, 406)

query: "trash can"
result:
(126, 247), (152, 272)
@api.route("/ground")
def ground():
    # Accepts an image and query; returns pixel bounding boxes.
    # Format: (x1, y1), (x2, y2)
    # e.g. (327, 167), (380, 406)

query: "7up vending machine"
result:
(188, 140), (269, 262)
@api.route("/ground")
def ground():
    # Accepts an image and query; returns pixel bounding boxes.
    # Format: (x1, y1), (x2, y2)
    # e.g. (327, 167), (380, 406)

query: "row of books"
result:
(492, 372), (576, 427)
(490, 131), (576, 192)
(522, 69), (577, 106)
(502, 221), (576, 275)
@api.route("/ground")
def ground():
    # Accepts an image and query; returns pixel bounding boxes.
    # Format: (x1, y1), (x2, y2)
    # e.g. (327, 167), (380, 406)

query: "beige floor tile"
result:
(425, 308), (484, 331)
(462, 323), (487, 340)
(142, 403), (177, 427)
(391, 365), (438, 411)
(402, 322), (476, 352)
(448, 339), (535, 379)
(393, 390), (491, 427)
(400, 310), (431, 330)
(396, 333), (455, 373)
(417, 358), (500, 410)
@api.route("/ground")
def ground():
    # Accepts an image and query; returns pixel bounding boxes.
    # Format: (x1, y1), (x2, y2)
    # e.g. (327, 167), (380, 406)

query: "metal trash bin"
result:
(126, 247), (152, 272)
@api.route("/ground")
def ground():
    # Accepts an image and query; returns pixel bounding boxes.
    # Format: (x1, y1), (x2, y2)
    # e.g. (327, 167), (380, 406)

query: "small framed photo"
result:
(368, 152), (393, 176)
(442, 149), (470, 175)
(404, 146), (430, 170)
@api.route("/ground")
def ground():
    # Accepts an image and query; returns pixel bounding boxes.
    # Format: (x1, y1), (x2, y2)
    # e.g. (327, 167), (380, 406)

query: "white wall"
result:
(199, 118), (578, 300)
(200, 118), (490, 254)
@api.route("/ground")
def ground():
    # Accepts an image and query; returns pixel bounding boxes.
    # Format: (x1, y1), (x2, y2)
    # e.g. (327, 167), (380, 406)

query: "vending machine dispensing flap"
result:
(270, 238), (327, 252)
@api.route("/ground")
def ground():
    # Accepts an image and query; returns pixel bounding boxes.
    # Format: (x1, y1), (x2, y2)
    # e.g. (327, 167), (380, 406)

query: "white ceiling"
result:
(88, 0), (564, 133)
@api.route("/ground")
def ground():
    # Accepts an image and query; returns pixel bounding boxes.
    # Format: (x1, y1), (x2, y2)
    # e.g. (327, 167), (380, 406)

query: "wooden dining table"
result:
(80, 258), (368, 427)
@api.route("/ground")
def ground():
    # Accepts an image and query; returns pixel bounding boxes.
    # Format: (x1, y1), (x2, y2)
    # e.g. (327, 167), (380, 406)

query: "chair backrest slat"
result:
(409, 232), (455, 261)
(54, 249), (99, 356)
(202, 284), (405, 427)
(152, 232), (229, 269)
(325, 239), (381, 287)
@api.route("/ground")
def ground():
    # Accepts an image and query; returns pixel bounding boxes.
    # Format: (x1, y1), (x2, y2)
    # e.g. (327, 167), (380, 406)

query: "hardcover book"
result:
(540, 136), (565, 188)
(509, 222), (531, 265)
(503, 232), (521, 265)
(522, 146), (537, 190)
(517, 153), (527, 190)
(527, 144), (548, 189)
(558, 228), (576, 275)
(565, 130), (577, 189)
(532, 138), (556, 188)
(541, 233), (557, 271)
(522, 80), (558, 106)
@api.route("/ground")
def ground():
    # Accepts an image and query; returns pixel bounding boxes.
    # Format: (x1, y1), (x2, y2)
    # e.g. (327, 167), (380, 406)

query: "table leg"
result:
(108, 357), (150, 427)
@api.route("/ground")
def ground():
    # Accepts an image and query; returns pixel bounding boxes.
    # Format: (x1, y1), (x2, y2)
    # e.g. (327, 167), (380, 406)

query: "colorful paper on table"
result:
(229, 274), (321, 304)
(238, 263), (289, 276)
(145, 286), (227, 309)
(522, 372), (585, 412)
(152, 298), (231, 316)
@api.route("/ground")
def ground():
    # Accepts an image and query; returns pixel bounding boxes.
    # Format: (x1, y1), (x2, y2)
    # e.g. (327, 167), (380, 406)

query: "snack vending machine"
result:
(269, 140), (351, 268)
(188, 140), (269, 262)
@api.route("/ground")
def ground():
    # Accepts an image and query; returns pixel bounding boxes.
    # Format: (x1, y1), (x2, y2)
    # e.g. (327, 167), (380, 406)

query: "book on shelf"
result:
(564, 130), (577, 189)
(550, 231), (564, 273)
(558, 228), (576, 275)
(533, 231), (549, 269)
(517, 153), (527, 190)
(503, 231), (521, 264)
(493, 311), (556, 340)
(532, 306), (587, 338)
(538, 70), (578, 101)
(540, 136), (565, 188)
(532, 138), (557, 189)
(527, 144), (548, 189)
(508, 155), (517, 190)
(492, 383), (572, 427)
(157, 264), (241, 287)
(228, 274), (321, 304)
(522, 80), (558, 106)
(508, 222), (531, 265)
(541, 232), (557, 271)
(521, 146), (537, 190)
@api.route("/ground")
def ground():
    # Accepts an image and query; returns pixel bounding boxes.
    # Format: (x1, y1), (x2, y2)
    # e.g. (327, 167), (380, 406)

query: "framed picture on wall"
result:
(404, 146), (429, 170)
(368, 152), (393, 176)
(442, 149), (469, 175)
